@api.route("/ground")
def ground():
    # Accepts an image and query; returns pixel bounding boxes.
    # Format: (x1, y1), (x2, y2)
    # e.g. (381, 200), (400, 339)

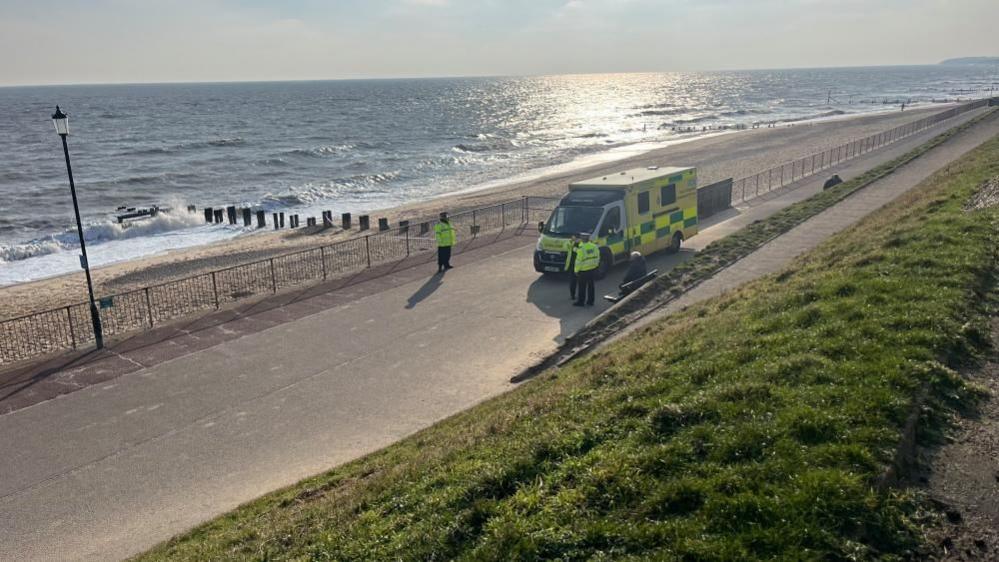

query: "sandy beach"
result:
(0, 105), (951, 319)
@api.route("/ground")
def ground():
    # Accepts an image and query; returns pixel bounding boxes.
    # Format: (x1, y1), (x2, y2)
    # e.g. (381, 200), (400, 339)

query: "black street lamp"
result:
(52, 106), (104, 350)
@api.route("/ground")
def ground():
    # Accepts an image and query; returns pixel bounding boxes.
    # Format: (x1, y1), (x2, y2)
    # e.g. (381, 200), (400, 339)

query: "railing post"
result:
(406, 228), (411, 256)
(270, 258), (277, 293)
(66, 306), (77, 349)
(365, 235), (371, 268)
(320, 246), (328, 280)
(211, 271), (220, 309)
(500, 203), (506, 231)
(522, 196), (527, 223)
(768, 168), (772, 191)
(144, 287), (153, 327)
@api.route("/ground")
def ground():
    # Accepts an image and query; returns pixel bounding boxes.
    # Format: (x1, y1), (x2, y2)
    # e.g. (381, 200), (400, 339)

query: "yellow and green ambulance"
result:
(534, 165), (698, 277)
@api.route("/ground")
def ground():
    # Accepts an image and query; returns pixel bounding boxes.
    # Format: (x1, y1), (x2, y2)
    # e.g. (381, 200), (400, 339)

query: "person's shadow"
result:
(405, 272), (444, 309)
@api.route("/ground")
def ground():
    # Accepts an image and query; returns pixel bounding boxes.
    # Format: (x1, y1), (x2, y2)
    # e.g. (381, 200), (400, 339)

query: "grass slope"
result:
(139, 135), (999, 561)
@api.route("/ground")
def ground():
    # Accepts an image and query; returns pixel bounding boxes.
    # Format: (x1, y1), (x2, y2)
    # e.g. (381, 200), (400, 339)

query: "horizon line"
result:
(0, 61), (969, 89)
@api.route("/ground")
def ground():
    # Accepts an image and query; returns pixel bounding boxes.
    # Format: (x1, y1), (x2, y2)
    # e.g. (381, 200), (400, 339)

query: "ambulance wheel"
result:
(667, 232), (683, 254)
(596, 248), (613, 280)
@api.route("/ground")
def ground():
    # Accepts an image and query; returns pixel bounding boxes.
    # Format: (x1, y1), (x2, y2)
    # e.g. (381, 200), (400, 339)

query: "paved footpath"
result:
(0, 108), (994, 561)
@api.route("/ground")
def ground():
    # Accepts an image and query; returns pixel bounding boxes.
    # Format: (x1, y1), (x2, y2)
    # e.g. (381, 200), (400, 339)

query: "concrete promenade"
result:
(0, 107), (993, 561)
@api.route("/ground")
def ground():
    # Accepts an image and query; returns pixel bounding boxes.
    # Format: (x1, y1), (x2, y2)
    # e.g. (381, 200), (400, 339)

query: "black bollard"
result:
(279, 212), (285, 228)
(399, 220), (410, 233)
(226, 206), (237, 225)
(242, 208), (252, 227)
(323, 211), (333, 227)
(341, 213), (351, 229)
(204, 207), (213, 223)
(359, 215), (370, 231)
(214, 209), (224, 223)
(187, 205), (197, 213)
(256, 210), (266, 229)
(378, 218), (389, 231)
(307, 217), (317, 227)
(291, 214), (299, 228)
(272, 213), (279, 230)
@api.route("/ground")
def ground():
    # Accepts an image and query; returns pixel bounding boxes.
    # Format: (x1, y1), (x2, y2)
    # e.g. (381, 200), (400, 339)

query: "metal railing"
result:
(731, 99), (992, 203)
(0, 196), (559, 366)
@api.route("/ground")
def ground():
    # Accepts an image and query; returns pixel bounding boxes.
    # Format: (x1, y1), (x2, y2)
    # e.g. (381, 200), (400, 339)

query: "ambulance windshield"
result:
(544, 206), (603, 236)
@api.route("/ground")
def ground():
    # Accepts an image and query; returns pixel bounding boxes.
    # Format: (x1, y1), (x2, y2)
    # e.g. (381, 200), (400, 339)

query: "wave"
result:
(100, 171), (201, 187)
(120, 137), (246, 156)
(258, 171), (402, 208)
(0, 206), (204, 264)
(720, 108), (773, 117)
(634, 108), (688, 117)
(666, 114), (721, 126)
(282, 144), (357, 159)
(776, 109), (848, 124)
(453, 139), (519, 153)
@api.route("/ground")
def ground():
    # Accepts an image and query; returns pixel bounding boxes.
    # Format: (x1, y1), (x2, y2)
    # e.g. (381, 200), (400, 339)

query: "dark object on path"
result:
(604, 269), (658, 303)
(621, 252), (648, 286)
(823, 174), (843, 190)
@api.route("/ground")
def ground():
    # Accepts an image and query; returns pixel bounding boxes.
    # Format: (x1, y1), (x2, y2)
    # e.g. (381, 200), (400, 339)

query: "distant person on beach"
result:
(435, 212), (456, 272)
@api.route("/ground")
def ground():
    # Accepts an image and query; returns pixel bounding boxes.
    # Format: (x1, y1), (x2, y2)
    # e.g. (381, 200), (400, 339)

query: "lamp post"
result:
(52, 106), (103, 350)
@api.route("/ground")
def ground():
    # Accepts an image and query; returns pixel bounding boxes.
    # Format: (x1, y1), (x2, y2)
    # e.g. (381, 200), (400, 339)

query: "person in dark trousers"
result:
(564, 236), (580, 301)
(621, 251), (648, 286)
(573, 234), (600, 307)
(435, 212), (456, 272)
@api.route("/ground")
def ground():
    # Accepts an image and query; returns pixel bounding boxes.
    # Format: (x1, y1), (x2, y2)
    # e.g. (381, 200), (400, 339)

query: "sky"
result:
(1, 0), (996, 86)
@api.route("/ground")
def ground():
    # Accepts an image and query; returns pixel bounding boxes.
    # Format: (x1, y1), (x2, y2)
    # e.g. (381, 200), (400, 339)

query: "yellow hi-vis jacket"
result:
(574, 241), (600, 273)
(564, 241), (579, 271)
(435, 221), (456, 247)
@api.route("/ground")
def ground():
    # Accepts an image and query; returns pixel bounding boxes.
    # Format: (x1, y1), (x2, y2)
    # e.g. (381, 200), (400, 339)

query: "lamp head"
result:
(52, 106), (69, 136)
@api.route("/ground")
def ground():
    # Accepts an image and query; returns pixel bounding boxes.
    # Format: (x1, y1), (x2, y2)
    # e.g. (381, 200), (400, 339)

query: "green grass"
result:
(138, 133), (999, 560)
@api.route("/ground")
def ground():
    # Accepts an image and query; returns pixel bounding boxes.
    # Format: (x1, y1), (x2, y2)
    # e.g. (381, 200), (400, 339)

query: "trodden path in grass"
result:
(617, 109), (999, 341)
(0, 109), (995, 562)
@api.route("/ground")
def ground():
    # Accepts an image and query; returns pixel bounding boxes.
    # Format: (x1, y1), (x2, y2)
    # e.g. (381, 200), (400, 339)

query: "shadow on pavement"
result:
(405, 272), (445, 309)
(524, 248), (698, 344)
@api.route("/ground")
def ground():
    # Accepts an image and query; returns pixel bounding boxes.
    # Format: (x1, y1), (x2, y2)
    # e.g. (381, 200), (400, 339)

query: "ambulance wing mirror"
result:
(537, 221), (545, 233)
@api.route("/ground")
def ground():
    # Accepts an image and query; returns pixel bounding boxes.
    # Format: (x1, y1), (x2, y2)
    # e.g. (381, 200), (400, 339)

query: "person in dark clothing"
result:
(565, 236), (580, 301)
(822, 174), (843, 190)
(621, 251), (648, 286)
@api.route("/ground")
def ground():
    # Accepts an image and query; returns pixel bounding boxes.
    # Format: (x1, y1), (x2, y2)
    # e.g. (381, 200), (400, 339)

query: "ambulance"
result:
(534, 166), (698, 277)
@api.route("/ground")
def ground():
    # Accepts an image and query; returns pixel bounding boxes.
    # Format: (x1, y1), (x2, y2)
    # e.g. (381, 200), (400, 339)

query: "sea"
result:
(0, 65), (995, 287)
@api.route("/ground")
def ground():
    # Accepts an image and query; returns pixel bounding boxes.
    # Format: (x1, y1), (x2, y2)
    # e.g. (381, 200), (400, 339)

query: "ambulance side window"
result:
(660, 184), (676, 206)
(637, 191), (650, 214)
(600, 207), (621, 236)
